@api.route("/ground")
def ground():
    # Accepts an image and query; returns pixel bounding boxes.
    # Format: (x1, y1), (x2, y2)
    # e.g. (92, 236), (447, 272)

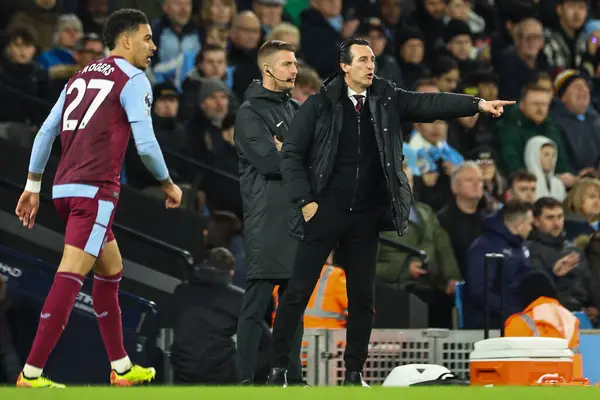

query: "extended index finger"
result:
(496, 100), (516, 106)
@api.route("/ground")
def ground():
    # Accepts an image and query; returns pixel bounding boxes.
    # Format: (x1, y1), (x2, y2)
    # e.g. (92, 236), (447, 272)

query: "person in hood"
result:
(524, 136), (567, 201)
(464, 200), (534, 329)
(234, 40), (304, 385)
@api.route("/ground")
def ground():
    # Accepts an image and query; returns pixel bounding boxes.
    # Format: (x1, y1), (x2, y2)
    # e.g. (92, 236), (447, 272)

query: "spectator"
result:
(551, 70), (600, 175)
(430, 55), (461, 93)
(0, 27), (48, 128)
(563, 178), (600, 241)
(206, 211), (245, 287)
(470, 69), (498, 101)
(150, 0), (201, 89)
(265, 23), (301, 50)
(7, 0), (58, 51)
(79, 0), (110, 35)
(291, 64), (320, 103)
(490, 2), (533, 68)
(355, 18), (404, 86)
(379, 0), (403, 44)
(444, 0), (486, 37)
(195, 0), (237, 28)
(298, 0), (344, 79)
(524, 136), (567, 201)
(170, 247), (269, 384)
(543, 0), (587, 70)
(497, 18), (550, 100)
(469, 147), (505, 213)
(0, 277), (20, 384)
(528, 197), (600, 317)
(405, 0), (447, 60)
(376, 163), (461, 328)
(253, 0), (285, 34)
(204, 24), (230, 48)
(36, 14), (82, 79)
(464, 200), (534, 329)
(505, 170), (537, 204)
(498, 84), (572, 182)
(230, 11), (262, 99)
(534, 71), (554, 91)
(438, 161), (486, 276)
(395, 26), (427, 90)
(443, 19), (481, 78)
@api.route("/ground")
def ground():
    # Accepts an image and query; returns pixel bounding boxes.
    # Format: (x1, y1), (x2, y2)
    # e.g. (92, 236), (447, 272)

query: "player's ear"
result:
(121, 33), (131, 51)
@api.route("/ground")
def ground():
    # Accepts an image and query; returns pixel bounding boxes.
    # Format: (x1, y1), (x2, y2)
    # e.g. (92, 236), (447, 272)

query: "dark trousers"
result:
(236, 279), (303, 383)
(271, 203), (380, 373)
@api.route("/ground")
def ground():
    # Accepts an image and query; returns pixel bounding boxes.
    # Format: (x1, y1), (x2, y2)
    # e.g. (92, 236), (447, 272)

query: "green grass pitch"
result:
(1, 386), (600, 399)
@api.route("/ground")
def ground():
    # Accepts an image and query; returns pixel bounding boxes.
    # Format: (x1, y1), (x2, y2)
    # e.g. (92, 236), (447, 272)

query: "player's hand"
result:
(302, 202), (318, 222)
(162, 183), (182, 209)
(15, 190), (40, 229)
(478, 99), (516, 118)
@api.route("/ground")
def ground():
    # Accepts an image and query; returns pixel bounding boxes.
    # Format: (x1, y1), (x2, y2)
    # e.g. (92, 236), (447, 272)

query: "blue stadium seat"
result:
(455, 281), (465, 329)
(574, 311), (593, 329)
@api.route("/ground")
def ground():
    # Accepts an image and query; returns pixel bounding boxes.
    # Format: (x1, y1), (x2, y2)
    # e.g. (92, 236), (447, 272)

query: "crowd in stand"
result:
(2, 0), (600, 353)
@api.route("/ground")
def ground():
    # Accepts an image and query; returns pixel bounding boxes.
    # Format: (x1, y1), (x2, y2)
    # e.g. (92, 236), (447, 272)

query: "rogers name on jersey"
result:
(81, 62), (115, 76)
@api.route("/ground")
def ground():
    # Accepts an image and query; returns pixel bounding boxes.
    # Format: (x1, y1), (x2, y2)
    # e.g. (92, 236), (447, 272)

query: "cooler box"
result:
(470, 337), (573, 386)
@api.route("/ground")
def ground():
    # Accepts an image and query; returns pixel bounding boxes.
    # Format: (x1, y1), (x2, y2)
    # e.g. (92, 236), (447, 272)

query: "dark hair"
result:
(430, 55), (459, 78)
(207, 211), (242, 248)
(338, 37), (370, 66)
(533, 197), (563, 217)
(205, 247), (236, 272)
(103, 9), (149, 50)
(508, 170), (537, 187)
(414, 78), (438, 91)
(6, 26), (37, 47)
(194, 43), (226, 66)
(503, 200), (534, 223)
(257, 40), (296, 66)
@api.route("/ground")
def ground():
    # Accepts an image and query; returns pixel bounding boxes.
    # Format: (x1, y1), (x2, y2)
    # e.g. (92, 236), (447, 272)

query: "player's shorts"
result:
(52, 183), (119, 258)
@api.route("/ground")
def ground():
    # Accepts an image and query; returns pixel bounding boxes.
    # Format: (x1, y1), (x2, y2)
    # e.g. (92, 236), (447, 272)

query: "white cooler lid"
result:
(473, 337), (569, 352)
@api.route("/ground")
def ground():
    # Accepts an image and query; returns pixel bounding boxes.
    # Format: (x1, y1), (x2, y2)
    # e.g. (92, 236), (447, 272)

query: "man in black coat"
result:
(268, 37), (514, 387)
(234, 40), (304, 385)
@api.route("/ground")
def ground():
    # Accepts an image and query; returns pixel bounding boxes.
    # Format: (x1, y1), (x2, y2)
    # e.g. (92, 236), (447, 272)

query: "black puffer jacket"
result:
(282, 74), (482, 240)
(235, 81), (300, 280)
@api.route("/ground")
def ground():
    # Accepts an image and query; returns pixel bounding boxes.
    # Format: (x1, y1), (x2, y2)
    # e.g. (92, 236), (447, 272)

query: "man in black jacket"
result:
(234, 40), (304, 385)
(268, 37), (514, 387)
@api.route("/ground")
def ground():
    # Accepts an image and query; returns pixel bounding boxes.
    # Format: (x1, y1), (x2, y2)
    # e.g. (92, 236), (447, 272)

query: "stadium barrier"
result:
(158, 328), (600, 386)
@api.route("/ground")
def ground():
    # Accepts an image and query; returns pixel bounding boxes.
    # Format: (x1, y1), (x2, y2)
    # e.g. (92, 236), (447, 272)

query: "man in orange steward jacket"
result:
(273, 253), (348, 329)
(505, 270), (583, 379)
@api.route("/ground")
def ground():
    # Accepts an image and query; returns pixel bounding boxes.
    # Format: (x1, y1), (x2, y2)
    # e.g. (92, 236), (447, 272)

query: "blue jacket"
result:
(37, 48), (76, 70)
(464, 212), (531, 329)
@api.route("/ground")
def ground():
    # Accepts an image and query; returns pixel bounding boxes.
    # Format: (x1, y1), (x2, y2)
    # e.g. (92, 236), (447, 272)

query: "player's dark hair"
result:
(103, 9), (149, 51)
(194, 44), (226, 66)
(338, 37), (370, 66)
(533, 197), (563, 217)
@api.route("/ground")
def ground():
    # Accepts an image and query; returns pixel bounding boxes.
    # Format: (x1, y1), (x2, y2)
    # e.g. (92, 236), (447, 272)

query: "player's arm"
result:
(120, 73), (171, 186)
(26, 88), (66, 191)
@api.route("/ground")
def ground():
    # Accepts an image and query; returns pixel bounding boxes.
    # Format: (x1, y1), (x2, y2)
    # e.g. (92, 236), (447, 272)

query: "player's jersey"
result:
(53, 56), (153, 190)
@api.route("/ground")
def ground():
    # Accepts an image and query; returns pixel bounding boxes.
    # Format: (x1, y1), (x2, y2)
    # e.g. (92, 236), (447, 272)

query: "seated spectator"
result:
(150, 0), (201, 89)
(265, 22), (301, 51)
(7, 0), (58, 51)
(497, 18), (549, 100)
(498, 84), (572, 184)
(464, 200), (534, 329)
(524, 136), (567, 201)
(430, 55), (461, 93)
(230, 12), (262, 100)
(395, 26), (427, 90)
(444, 0), (486, 37)
(204, 23), (230, 48)
(0, 277), (20, 384)
(469, 147), (505, 213)
(542, 0), (587, 70)
(170, 247), (270, 384)
(405, 0), (446, 61)
(206, 211), (245, 287)
(528, 197), (600, 318)
(443, 19), (482, 78)
(534, 72), (553, 91)
(505, 170), (537, 204)
(79, 0), (110, 35)
(253, 0), (285, 34)
(410, 119), (462, 211)
(291, 64), (320, 103)
(194, 0), (237, 28)
(504, 270), (584, 379)
(469, 69), (499, 101)
(563, 178), (600, 241)
(551, 70), (600, 176)
(0, 27), (48, 128)
(376, 163), (461, 328)
(36, 14), (82, 79)
(355, 18), (403, 86)
(438, 161), (486, 276)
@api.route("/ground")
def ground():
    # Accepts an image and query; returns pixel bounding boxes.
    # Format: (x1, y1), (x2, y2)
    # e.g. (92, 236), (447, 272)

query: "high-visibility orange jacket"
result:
(504, 296), (582, 379)
(273, 265), (348, 329)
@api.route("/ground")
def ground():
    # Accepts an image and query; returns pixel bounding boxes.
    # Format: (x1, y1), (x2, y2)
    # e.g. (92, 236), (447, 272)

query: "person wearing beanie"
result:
(543, 0), (588, 70)
(550, 69), (600, 175)
(395, 26), (428, 90)
(505, 270), (585, 379)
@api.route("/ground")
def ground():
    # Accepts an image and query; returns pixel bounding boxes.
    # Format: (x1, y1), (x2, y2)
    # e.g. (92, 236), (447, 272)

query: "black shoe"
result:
(266, 368), (288, 387)
(343, 371), (370, 387)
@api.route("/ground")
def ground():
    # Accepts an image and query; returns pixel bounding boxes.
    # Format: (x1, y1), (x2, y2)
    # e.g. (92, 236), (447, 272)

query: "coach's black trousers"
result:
(236, 279), (303, 383)
(271, 203), (380, 373)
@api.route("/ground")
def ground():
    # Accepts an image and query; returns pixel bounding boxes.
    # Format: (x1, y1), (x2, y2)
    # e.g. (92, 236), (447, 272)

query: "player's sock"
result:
(25, 272), (84, 371)
(22, 364), (43, 379)
(92, 271), (129, 371)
